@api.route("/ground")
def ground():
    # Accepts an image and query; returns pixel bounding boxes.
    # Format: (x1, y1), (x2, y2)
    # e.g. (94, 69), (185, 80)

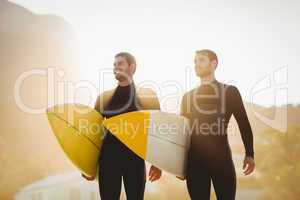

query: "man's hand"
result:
(148, 165), (162, 182)
(243, 156), (255, 176)
(81, 173), (95, 181)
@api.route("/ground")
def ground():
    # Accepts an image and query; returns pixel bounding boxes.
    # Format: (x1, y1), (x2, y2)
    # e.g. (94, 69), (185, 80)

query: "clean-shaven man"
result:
(180, 49), (255, 200)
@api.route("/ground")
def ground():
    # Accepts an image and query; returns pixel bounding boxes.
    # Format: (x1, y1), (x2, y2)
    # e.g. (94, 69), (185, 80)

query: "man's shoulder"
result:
(97, 86), (158, 99)
(94, 88), (116, 112)
(216, 81), (238, 92)
(181, 82), (239, 99)
(97, 88), (116, 101)
(136, 87), (157, 97)
(136, 87), (160, 110)
(217, 82), (241, 100)
(225, 83), (240, 93)
(182, 88), (197, 99)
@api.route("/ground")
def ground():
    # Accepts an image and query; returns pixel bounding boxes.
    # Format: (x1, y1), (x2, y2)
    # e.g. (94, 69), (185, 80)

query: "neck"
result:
(200, 73), (216, 85)
(118, 78), (133, 87)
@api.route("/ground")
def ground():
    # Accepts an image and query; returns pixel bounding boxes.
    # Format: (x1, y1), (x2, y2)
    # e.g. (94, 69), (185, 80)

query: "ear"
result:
(130, 63), (136, 74)
(211, 60), (218, 70)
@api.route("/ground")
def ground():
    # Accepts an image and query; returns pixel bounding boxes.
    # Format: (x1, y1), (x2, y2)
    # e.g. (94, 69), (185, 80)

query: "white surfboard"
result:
(103, 110), (191, 177)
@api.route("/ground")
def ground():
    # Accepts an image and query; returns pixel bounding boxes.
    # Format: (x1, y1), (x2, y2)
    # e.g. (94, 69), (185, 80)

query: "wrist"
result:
(245, 152), (254, 159)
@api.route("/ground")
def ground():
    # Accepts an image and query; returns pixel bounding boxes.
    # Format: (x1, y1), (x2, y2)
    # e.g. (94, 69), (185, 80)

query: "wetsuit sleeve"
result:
(94, 95), (101, 113)
(229, 86), (254, 158)
(181, 91), (195, 121)
(137, 88), (161, 110)
(149, 90), (161, 110)
(94, 89), (115, 115)
(180, 93), (189, 118)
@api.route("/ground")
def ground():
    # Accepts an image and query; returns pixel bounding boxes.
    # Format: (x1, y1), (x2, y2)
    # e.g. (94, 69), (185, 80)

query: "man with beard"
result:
(82, 52), (162, 200)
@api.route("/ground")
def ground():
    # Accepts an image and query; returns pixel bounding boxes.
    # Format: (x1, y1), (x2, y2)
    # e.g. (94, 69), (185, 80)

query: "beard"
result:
(115, 73), (127, 81)
(114, 70), (130, 82)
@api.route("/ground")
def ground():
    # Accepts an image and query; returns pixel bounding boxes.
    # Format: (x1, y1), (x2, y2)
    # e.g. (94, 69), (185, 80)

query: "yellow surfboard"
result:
(103, 110), (190, 177)
(46, 104), (105, 178)
(46, 87), (159, 178)
(47, 104), (190, 177)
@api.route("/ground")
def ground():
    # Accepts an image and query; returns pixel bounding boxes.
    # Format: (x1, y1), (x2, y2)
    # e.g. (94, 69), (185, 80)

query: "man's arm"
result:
(230, 86), (254, 158)
(94, 94), (101, 113)
(180, 92), (189, 118)
(229, 85), (255, 175)
(94, 89), (115, 114)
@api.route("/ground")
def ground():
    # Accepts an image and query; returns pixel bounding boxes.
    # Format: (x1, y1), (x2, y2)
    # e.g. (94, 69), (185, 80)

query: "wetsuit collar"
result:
(117, 81), (135, 88)
(201, 78), (218, 86)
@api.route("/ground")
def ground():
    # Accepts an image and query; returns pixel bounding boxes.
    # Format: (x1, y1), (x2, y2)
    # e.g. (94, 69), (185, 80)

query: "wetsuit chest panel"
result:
(186, 82), (234, 160)
(102, 85), (139, 119)
(189, 83), (227, 137)
(100, 84), (141, 156)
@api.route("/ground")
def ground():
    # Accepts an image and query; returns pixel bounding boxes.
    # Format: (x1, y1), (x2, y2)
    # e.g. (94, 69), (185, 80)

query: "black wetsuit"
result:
(181, 80), (254, 200)
(97, 83), (146, 200)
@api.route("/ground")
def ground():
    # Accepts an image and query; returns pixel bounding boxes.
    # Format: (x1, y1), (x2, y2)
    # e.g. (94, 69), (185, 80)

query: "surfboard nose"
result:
(46, 105), (57, 114)
(46, 103), (105, 177)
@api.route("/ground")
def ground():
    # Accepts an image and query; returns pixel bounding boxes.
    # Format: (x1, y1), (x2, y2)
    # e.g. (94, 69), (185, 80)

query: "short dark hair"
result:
(115, 52), (136, 66)
(196, 49), (218, 65)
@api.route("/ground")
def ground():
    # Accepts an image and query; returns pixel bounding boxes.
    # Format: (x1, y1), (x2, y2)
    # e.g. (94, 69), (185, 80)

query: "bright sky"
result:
(11, 0), (300, 109)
